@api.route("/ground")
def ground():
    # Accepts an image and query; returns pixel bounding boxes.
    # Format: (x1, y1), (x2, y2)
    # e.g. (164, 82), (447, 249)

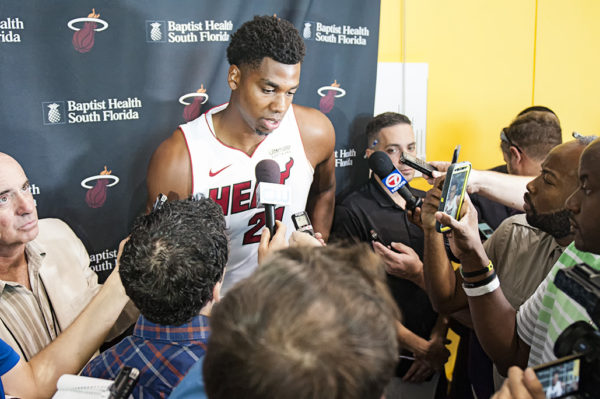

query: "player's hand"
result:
(258, 221), (288, 265)
(491, 367), (545, 399)
(434, 194), (484, 262)
(372, 241), (423, 284)
(289, 231), (325, 248)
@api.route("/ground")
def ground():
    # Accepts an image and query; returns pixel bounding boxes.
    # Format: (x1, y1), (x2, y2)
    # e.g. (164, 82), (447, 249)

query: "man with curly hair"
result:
(81, 198), (228, 398)
(146, 15), (336, 294)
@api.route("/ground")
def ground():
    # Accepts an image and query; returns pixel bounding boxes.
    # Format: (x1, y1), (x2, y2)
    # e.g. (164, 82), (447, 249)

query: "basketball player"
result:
(146, 16), (335, 293)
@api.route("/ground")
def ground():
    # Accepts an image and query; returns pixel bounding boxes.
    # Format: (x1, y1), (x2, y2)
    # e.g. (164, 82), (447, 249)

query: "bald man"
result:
(0, 153), (136, 361)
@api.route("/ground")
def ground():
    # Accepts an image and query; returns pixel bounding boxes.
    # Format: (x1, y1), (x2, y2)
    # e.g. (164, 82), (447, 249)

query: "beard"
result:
(255, 129), (271, 136)
(525, 199), (572, 239)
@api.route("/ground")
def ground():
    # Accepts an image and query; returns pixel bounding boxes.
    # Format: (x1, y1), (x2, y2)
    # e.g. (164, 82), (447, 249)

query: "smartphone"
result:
(400, 152), (438, 178)
(109, 366), (140, 399)
(533, 353), (582, 399)
(292, 211), (315, 236)
(152, 193), (167, 212)
(436, 161), (471, 233)
(478, 222), (494, 240)
(451, 144), (461, 164)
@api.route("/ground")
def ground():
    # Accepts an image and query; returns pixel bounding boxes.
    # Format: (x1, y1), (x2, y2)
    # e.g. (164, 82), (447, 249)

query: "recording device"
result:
(108, 366), (139, 399)
(436, 161), (471, 233)
(255, 159), (290, 238)
(533, 353), (583, 398)
(291, 211), (314, 236)
(400, 152), (438, 178)
(368, 151), (423, 211)
(152, 193), (167, 212)
(531, 262), (600, 398)
(478, 222), (494, 241)
(451, 144), (461, 164)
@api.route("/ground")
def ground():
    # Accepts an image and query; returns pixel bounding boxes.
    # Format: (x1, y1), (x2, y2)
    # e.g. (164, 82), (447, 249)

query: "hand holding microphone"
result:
(368, 151), (423, 211)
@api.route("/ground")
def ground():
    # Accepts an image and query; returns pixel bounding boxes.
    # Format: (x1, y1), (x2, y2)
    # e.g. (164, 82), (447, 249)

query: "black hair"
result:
(365, 112), (412, 147)
(119, 198), (228, 325)
(227, 15), (305, 69)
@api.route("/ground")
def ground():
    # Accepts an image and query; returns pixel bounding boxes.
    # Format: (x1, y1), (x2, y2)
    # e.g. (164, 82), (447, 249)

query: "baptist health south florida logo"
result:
(302, 20), (369, 45)
(146, 19), (232, 43)
(42, 97), (142, 125)
(0, 17), (25, 43)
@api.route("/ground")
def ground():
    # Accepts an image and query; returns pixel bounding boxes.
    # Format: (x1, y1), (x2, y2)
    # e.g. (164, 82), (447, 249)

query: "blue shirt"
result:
(0, 338), (20, 399)
(82, 315), (210, 399)
(168, 357), (207, 399)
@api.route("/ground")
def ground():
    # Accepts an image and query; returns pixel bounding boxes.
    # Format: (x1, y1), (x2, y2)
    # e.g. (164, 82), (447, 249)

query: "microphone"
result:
(368, 151), (422, 211)
(255, 159), (288, 238)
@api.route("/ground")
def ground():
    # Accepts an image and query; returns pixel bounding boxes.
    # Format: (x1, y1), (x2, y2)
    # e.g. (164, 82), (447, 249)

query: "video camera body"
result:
(537, 263), (600, 398)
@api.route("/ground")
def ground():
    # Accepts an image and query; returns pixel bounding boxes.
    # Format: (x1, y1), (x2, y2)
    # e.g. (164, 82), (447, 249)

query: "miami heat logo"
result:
(318, 80), (346, 114)
(68, 8), (108, 53)
(179, 84), (209, 122)
(81, 166), (119, 208)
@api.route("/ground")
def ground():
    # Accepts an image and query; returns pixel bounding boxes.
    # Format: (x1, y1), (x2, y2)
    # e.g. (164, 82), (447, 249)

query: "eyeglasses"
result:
(500, 128), (523, 154)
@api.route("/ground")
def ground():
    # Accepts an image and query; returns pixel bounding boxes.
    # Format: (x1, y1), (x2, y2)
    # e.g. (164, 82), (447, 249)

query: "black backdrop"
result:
(1, 0), (381, 281)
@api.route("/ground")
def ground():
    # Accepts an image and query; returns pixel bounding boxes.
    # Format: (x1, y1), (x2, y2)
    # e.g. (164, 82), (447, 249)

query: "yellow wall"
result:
(379, 0), (600, 174)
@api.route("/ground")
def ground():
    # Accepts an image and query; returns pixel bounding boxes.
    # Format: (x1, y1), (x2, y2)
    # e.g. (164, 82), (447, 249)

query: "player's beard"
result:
(255, 129), (271, 136)
(525, 204), (572, 239)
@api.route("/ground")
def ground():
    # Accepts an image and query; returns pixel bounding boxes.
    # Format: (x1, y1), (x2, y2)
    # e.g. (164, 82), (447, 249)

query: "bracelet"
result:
(462, 275), (500, 297)
(463, 270), (497, 288)
(460, 260), (493, 278)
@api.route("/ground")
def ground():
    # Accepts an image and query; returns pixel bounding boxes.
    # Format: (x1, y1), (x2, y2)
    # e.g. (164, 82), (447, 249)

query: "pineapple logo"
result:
(42, 101), (66, 125)
(68, 9), (109, 53)
(47, 104), (61, 123)
(146, 20), (166, 43)
(150, 22), (162, 41)
(303, 21), (315, 40)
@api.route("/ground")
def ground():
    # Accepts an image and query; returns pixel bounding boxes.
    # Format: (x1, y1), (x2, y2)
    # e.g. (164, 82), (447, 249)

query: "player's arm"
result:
(3, 254), (129, 398)
(294, 105), (336, 241)
(145, 129), (193, 212)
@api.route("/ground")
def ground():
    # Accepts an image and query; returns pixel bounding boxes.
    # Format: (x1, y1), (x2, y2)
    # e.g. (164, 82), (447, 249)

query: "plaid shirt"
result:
(82, 314), (210, 399)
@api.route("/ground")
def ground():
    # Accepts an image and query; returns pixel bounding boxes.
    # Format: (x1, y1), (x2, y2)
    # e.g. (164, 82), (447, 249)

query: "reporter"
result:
(1, 240), (130, 398)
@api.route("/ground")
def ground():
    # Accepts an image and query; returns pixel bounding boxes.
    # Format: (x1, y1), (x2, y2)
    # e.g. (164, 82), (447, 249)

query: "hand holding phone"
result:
(400, 152), (438, 178)
(436, 161), (471, 233)
(292, 211), (314, 236)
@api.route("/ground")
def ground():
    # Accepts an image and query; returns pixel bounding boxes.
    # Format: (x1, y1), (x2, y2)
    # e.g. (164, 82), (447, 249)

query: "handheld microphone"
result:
(368, 151), (422, 211)
(255, 159), (287, 238)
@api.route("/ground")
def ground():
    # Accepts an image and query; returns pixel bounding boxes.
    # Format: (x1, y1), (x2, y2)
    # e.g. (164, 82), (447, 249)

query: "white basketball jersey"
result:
(181, 103), (314, 293)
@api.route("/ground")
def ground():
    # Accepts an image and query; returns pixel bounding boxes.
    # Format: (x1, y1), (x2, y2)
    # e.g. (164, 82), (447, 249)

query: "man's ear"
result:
(228, 65), (241, 90)
(509, 146), (522, 162)
(213, 280), (222, 302)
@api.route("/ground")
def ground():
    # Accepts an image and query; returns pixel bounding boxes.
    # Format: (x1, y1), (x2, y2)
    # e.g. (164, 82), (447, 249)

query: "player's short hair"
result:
(204, 244), (400, 399)
(366, 112), (412, 147)
(501, 110), (562, 161)
(119, 198), (228, 325)
(227, 15), (306, 69)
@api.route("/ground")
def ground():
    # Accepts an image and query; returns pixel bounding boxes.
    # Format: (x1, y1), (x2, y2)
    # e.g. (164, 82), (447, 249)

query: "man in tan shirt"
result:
(0, 152), (136, 360)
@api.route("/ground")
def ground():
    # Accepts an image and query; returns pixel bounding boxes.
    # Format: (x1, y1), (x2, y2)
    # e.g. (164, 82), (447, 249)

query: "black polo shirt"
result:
(331, 177), (438, 377)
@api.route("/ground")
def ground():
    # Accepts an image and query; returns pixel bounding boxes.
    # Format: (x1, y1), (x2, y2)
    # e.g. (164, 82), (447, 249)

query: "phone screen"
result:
(534, 356), (581, 398)
(443, 166), (469, 219)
